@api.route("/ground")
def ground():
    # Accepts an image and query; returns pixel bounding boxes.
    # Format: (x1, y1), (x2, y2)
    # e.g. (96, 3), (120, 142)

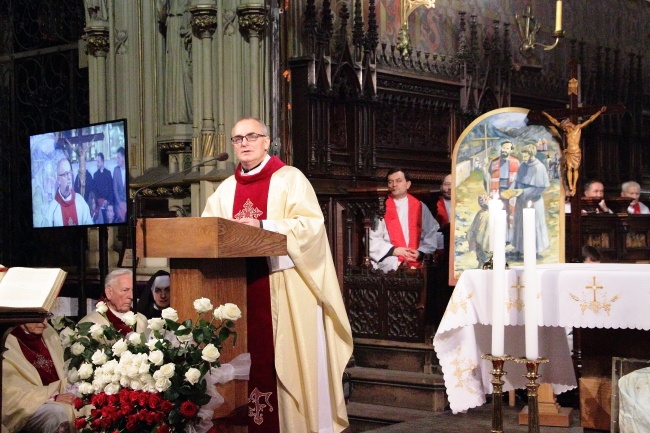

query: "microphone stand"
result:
(129, 153), (229, 312)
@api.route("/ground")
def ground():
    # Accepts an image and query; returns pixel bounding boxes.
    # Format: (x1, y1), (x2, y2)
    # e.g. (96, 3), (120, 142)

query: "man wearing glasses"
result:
(45, 157), (92, 226)
(202, 117), (353, 433)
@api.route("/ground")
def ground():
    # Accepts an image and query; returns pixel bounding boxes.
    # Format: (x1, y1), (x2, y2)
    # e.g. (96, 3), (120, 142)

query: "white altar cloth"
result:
(433, 263), (650, 413)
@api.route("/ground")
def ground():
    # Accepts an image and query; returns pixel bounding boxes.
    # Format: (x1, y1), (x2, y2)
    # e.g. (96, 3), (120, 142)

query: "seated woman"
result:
(136, 270), (171, 318)
(2, 319), (76, 433)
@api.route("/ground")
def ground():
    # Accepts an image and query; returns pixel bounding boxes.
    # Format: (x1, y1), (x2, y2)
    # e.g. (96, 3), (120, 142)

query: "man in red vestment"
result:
(202, 117), (352, 433)
(485, 141), (520, 240)
(369, 168), (440, 273)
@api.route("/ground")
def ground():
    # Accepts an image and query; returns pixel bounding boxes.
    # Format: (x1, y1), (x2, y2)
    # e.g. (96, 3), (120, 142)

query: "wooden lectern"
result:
(136, 217), (287, 423)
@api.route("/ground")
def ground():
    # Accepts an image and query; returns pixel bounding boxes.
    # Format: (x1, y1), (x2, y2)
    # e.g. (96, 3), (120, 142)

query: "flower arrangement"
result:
(52, 298), (244, 433)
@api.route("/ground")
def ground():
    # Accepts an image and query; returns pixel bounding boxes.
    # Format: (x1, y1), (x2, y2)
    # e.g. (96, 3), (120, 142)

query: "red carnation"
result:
(107, 394), (119, 406)
(74, 418), (87, 429)
(90, 418), (102, 431)
(156, 424), (170, 433)
(179, 401), (199, 418)
(137, 392), (148, 407)
(74, 397), (85, 410)
(121, 404), (135, 416)
(148, 393), (163, 410)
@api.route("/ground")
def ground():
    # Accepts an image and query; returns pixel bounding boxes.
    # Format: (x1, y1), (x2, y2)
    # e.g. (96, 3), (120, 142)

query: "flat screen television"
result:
(30, 119), (129, 229)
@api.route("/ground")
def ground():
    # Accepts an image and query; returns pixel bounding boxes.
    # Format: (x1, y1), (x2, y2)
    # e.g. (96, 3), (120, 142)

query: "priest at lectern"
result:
(202, 117), (353, 433)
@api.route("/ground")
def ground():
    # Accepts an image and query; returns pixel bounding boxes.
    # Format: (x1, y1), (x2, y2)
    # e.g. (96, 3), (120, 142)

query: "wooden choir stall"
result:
(136, 217), (287, 426)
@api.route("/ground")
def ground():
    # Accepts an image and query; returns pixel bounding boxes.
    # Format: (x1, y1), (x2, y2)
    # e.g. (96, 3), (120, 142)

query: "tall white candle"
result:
(523, 203), (539, 360)
(555, 0), (563, 32)
(491, 208), (506, 356)
(488, 192), (503, 252)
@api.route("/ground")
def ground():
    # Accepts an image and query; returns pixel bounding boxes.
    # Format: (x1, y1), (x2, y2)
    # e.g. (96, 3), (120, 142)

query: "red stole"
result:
(489, 157), (519, 192)
(55, 189), (79, 226)
(233, 156), (284, 433)
(11, 326), (59, 385)
(435, 196), (450, 226)
(633, 203), (641, 214)
(385, 194), (422, 268)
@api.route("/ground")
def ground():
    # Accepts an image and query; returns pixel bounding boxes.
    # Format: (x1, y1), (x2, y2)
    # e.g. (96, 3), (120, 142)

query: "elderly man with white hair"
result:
(79, 268), (148, 335)
(621, 181), (649, 214)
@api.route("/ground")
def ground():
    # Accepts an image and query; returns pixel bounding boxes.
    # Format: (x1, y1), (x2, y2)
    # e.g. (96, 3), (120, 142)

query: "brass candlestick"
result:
(514, 357), (550, 433)
(482, 354), (513, 433)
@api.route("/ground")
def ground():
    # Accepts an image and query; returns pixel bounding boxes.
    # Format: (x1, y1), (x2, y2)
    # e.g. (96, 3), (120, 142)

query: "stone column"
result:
(188, 4), (219, 165)
(237, 5), (268, 118)
(83, 26), (110, 122)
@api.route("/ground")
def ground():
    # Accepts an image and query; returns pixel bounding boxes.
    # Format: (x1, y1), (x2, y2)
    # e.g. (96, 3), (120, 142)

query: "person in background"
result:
(93, 152), (114, 221)
(2, 319), (76, 433)
(79, 268), (148, 335)
(582, 245), (602, 263)
(87, 190), (104, 225)
(583, 180), (612, 214)
(369, 168), (441, 273)
(105, 203), (116, 224)
(112, 147), (127, 223)
(136, 270), (171, 319)
(621, 181), (649, 214)
(434, 174), (452, 228)
(202, 117), (352, 433)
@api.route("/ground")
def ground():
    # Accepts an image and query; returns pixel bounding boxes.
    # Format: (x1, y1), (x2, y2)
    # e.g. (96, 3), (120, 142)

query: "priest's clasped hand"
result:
(394, 247), (421, 262)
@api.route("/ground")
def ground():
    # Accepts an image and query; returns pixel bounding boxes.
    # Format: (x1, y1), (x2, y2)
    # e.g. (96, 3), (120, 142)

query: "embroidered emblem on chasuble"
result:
(248, 387), (275, 425)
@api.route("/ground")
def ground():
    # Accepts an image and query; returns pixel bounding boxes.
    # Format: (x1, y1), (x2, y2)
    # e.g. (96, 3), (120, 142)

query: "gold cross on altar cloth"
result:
(506, 276), (525, 311)
(585, 276), (603, 302)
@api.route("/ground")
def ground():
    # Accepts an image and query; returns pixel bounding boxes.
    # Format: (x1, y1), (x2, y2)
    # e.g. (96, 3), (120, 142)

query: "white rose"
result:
(146, 338), (161, 351)
(89, 324), (104, 340)
(78, 362), (94, 380)
(67, 368), (80, 383)
(50, 316), (65, 331)
(95, 301), (108, 314)
(217, 303), (242, 321)
(78, 381), (95, 395)
(112, 339), (128, 356)
(158, 363), (176, 379)
(201, 344), (220, 362)
(155, 377), (172, 392)
(104, 383), (120, 395)
(161, 308), (178, 322)
(130, 379), (143, 390)
(120, 376), (131, 388)
(128, 332), (142, 345)
(59, 327), (76, 347)
(147, 318), (166, 332)
(185, 368), (201, 385)
(125, 365), (139, 378)
(193, 298), (214, 313)
(148, 350), (164, 366)
(138, 362), (151, 375)
(91, 349), (108, 366)
(102, 360), (118, 375)
(121, 311), (137, 327)
(71, 342), (86, 356)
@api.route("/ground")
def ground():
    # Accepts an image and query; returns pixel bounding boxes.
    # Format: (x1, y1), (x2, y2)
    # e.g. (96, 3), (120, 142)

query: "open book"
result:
(0, 267), (67, 313)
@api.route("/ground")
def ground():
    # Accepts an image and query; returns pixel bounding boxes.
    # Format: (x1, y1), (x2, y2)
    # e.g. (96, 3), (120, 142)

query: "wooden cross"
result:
(471, 124), (500, 192)
(585, 276), (604, 302)
(527, 60), (625, 260)
(60, 132), (105, 198)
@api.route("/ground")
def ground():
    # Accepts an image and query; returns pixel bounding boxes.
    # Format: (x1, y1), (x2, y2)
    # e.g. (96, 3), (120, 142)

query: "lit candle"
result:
(555, 0), (562, 32)
(491, 208), (507, 357)
(523, 202), (538, 360)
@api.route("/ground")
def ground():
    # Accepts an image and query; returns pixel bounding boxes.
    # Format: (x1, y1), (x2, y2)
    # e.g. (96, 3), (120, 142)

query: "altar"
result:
(433, 263), (650, 414)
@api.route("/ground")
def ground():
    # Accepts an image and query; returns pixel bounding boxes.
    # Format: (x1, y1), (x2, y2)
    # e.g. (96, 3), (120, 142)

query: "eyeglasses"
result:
(57, 171), (72, 178)
(230, 132), (267, 145)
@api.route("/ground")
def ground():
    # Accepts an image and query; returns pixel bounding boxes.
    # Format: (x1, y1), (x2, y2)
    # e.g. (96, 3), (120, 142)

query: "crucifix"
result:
(527, 60), (625, 261)
(60, 132), (105, 198)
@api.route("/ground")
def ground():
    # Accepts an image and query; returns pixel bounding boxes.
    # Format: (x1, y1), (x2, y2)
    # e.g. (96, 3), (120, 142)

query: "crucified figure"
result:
(542, 106), (607, 196)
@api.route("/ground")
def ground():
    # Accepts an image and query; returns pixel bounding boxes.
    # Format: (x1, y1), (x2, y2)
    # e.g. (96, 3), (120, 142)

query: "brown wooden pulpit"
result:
(136, 217), (287, 422)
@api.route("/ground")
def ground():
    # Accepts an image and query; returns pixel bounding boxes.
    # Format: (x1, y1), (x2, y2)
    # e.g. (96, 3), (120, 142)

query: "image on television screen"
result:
(30, 119), (129, 229)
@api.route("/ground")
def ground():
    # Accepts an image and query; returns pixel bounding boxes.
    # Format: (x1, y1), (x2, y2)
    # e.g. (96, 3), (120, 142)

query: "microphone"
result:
(132, 152), (229, 201)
